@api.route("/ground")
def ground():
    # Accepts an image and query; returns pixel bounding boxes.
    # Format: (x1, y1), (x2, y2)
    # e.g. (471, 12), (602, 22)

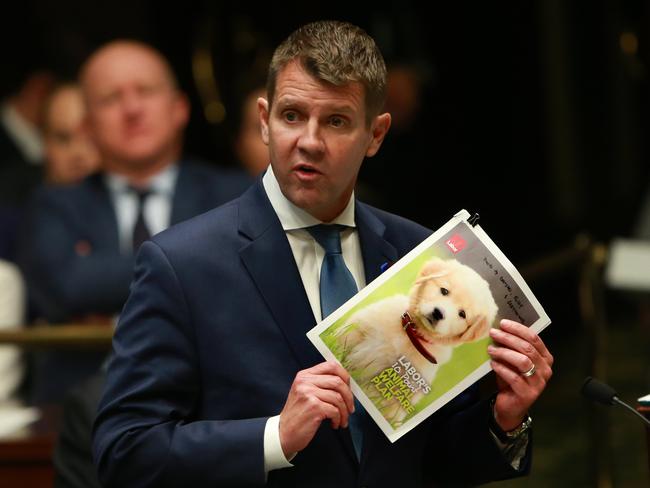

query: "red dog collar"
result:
(401, 312), (437, 364)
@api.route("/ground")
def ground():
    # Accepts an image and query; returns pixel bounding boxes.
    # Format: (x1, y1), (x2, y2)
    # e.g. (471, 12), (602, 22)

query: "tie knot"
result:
(128, 186), (152, 204)
(307, 224), (347, 255)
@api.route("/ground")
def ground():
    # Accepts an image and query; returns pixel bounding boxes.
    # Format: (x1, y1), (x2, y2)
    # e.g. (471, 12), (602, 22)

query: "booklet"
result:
(306, 209), (551, 442)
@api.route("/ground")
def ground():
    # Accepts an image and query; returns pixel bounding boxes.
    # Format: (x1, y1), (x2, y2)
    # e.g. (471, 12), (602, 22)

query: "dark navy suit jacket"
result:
(93, 179), (528, 487)
(20, 161), (250, 403)
(21, 161), (250, 323)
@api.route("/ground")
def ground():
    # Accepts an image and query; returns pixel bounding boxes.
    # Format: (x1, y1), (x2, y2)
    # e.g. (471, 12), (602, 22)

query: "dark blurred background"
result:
(2, 0), (649, 486)
(5, 0), (648, 252)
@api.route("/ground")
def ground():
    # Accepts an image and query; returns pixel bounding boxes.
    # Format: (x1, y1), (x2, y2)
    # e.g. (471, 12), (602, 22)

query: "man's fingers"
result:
(487, 345), (534, 375)
(497, 320), (553, 364)
(490, 325), (540, 360)
(302, 374), (354, 412)
(490, 360), (539, 398)
(312, 388), (350, 428)
(296, 362), (354, 413)
(304, 361), (351, 384)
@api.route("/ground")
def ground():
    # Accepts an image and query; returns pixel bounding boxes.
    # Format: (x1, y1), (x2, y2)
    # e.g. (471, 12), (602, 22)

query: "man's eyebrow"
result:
(275, 97), (304, 110)
(275, 97), (356, 114)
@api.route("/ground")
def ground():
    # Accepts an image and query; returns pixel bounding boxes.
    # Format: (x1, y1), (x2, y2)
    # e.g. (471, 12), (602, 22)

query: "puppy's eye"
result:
(440, 288), (449, 296)
(459, 310), (466, 319)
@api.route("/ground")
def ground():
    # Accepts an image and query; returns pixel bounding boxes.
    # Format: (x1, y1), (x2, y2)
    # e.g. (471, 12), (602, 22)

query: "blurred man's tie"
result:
(307, 224), (365, 460)
(130, 187), (151, 252)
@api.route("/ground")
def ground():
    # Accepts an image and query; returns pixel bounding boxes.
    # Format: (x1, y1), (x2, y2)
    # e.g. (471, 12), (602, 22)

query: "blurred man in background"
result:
(20, 39), (250, 404)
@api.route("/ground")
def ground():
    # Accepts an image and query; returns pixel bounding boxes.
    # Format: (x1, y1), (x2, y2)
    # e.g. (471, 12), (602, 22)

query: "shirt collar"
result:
(262, 165), (356, 231)
(1, 103), (43, 164)
(104, 163), (179, 196)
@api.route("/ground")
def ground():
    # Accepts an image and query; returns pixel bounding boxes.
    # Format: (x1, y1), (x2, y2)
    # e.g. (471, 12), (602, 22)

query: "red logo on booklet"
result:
(445, 234), (466, 254)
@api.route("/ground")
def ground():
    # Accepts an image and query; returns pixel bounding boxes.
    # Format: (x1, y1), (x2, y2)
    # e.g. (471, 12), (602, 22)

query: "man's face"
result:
(259, 61), (390, 222)
(82, 44), (188, 171)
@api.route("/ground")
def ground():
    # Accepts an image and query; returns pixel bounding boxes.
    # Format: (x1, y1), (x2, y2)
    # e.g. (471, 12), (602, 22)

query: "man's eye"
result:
(284, 111), (298, 122)
(139, 85), (157, 96)
(329, 116), (345, 127)
(440, 288), (449, 296)
(100, 93), (119, 106)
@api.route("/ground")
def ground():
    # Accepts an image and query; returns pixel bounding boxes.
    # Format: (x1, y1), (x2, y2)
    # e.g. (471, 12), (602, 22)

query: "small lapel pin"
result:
(380, 261), (392, 273)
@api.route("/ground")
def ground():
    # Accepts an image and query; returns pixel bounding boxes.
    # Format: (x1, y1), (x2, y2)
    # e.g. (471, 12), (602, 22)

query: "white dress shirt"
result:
(104, 165), (179, 254)
(261, 166), (365, 473)
(259, 166), (527, 473)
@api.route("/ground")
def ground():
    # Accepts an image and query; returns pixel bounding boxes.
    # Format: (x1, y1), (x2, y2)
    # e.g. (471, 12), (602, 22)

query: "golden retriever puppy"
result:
(336, 257), (498, 425)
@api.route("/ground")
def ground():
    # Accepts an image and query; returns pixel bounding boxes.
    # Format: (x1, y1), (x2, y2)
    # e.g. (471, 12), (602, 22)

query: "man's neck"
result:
(262, 166), (356, 230)
(104, 156), (178, 187)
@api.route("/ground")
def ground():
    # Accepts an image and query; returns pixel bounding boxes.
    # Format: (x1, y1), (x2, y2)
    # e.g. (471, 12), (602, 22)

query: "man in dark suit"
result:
(0, 68), (54, 260)
(20, 40), (250, 403)
(93, 22), (553, 487)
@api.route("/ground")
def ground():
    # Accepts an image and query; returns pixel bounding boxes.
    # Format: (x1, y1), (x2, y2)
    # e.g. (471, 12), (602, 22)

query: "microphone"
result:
(581, 376), (650, 427)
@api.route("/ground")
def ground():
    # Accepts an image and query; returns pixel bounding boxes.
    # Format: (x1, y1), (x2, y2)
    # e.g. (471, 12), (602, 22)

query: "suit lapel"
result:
(355, 202), (399, 285)
(238, 185), (401, 466)
(237, 180), (323, 369)
(86, 175), (120, 252)
(171, 163), (205, 224)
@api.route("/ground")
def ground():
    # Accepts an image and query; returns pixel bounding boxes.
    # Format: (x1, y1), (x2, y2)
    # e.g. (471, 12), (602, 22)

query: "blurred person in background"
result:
(0, 260), (26, 405)
(43, 84), (100, 185)
(0, 69), (53, 190)
(19, 39), (250, 404)
(233, 85), (269, 176)
(0, 67), (56, 261)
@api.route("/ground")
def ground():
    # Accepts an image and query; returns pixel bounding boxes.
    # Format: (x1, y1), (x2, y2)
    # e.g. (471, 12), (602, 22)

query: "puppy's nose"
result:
(431, 308), (444, 322)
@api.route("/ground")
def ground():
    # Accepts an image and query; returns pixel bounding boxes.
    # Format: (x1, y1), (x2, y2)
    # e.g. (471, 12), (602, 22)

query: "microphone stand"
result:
(611, 397), (650, 427)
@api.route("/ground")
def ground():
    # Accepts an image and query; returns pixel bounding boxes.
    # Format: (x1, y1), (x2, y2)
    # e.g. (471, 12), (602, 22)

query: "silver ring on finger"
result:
(520, 364), (536, 378)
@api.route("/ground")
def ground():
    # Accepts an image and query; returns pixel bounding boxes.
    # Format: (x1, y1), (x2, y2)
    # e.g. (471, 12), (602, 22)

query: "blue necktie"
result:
(307, 224), (365, 460)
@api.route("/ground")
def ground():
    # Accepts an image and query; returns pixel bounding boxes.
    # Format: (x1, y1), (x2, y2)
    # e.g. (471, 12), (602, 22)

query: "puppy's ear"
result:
(415, 258), (448, 283)
(463, 315), (492, 342)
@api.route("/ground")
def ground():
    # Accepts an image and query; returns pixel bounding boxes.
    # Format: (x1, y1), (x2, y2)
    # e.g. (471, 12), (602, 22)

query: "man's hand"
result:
(279, 361), (355, 457)
(487, 319), (554, 431)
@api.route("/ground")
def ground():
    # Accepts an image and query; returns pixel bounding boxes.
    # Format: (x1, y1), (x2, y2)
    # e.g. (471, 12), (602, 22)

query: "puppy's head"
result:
(408, 258), (498, 346)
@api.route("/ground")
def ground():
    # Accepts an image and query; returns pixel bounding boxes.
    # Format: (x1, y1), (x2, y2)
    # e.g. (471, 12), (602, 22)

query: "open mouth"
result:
(297, 164), (317, 173)
(293, 163), (322, 176)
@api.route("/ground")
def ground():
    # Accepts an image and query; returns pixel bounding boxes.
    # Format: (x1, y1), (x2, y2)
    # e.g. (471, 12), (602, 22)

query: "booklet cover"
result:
(306, 209), (551, 442)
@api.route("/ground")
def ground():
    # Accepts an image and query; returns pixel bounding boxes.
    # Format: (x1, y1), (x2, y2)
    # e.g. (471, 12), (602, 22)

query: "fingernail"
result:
(487, 345), (496, 354)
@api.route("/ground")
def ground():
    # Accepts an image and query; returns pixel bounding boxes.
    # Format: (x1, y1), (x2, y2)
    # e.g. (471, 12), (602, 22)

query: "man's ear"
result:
(172, 91), (190, 130)
(365, 112), (391, 158)
(258, 97), (270, 145)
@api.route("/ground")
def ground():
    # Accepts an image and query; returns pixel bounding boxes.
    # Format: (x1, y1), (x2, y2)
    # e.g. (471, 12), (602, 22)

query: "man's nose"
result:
(297, 119), (325, 155)
(122, 92), (144, 116)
